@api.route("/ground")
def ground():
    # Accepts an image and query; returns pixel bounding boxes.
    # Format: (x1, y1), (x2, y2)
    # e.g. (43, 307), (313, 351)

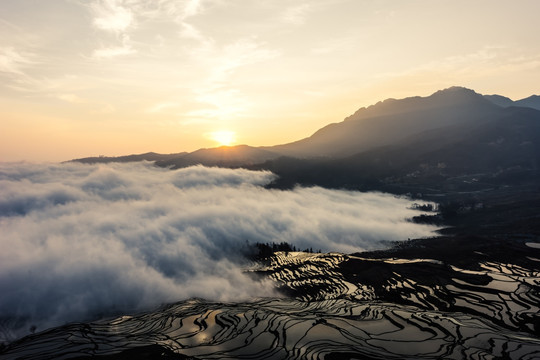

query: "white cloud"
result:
(92, 44), (135, 59)
(281, 4), (312, 25)
(92, 31), (135, 59)
(188, 87), (250, 121)
(178, 21), (213, 48)
(90, 0), (134, 32)
(57, 93), (85, 103)
(145, 101), (181, 114)
(375, 46), (522, 81)
(0, 47), (33, 75)
(180, 0), (204, 20)
(0, 162), (437, 338)
(177, 37), (280, 124)
(97, 103), (116, 113)
(217, 37), (280, 75)
(88, 0), (206, 33)
(311, 36), (355, 55)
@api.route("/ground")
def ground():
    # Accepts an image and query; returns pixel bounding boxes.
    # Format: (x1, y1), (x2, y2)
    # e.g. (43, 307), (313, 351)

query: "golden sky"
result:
(1, 0), (540, 161)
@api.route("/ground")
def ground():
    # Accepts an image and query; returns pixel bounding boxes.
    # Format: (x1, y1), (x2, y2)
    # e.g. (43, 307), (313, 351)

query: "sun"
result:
(209, 131), (236, 146)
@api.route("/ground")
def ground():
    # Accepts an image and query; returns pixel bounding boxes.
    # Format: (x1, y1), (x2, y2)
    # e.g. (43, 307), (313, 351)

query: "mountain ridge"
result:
(70, 87), (540, 178)
(266, 86), (503, 158)
(69, 151), (187, 164)
(155, 145), (280, 169)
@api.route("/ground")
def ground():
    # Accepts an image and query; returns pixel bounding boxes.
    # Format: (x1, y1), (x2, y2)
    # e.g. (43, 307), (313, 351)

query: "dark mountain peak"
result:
(519, 94), (540, 101)
(270, 87), (506, 158)
(484, 93), (540, 111)
(426, 86), (490, 106)
(345, 86), (492, 123)
(484, 94), (514, 107)
(427, 86), (494, 109)
(515, 95), (540, 110)
(431, 85), (477, 96)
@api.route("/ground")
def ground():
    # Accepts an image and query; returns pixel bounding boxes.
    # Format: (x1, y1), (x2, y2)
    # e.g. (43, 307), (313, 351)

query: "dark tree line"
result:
(250, 241), (320, 260)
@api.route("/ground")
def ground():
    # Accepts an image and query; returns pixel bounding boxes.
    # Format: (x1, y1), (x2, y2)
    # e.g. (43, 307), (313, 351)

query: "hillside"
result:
(155, 145), (280, 169)
(484, 94), (540, 110)
(71, 87), (540, 178)
(252, 88), (540, 189)
(69, 152), (187, 164)
(267, 87), (501, 158)
(7, 86), (540, 360)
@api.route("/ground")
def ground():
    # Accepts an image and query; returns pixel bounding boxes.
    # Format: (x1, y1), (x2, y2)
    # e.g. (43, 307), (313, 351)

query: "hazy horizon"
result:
(2, 1), (540, 162)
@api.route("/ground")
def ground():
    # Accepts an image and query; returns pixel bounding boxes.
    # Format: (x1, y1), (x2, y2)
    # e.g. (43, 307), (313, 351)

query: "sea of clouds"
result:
(0, 162), (438, 340)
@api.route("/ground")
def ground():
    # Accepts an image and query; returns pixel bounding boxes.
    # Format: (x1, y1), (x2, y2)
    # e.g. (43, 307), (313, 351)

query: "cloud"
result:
(145, 101), (182, 114)
(187, 88), (250, 121)
(281, 4), (312, 25)
(217, 37), (280, 75)
(57, 93), (85, 103)
(0, 162), (437, 339)
(90, 0), (134, 32)
(87, 1), (139, 59)
(180, 37), (280, 123)
(92, 44), (135, 59)
(0, 47), (33, 76)
(92, 32), (135, 59)
(88, 0), (205, 33)
(179, 0), (204, 20)
(311, 37), (355, 55)
(376, 45), (540, 83)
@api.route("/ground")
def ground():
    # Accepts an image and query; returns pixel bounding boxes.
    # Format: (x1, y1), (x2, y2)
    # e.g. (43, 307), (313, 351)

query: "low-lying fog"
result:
(0, 162), (437, 340)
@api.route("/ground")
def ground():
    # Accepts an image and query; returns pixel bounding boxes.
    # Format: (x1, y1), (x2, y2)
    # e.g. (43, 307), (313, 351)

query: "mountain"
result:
(70, 152), (187, 164)
(254, 103), (540, 191)
(70, 87), (540, 195)
(8, 87), (540, 359)
(248, 88), (540, 235)
(72, 146), (280, 169)
(483, 94), (514, 107)
(484, 94), (540, 110)
(267, 87), (501, 158)
(155, 145), (280, 169)
(71, 87), (540, 174)
(515, 95), (540, 110)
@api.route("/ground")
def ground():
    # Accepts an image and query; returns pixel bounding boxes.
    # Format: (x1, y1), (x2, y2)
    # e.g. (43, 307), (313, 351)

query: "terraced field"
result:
(2, 238), (540, 359)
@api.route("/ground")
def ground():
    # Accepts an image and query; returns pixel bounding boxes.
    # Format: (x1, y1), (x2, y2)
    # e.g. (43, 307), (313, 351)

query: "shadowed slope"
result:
(485, 94), (540, 110)
(515, 95), (540, 110)
(156, 145), (280, 169)
(69, 152), (187, 164)
(267, 87), (501, 158)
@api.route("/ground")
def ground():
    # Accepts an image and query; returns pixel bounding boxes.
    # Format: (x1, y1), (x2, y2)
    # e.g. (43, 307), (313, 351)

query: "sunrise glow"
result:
(209, 131), (236, 147)
(1, 1), (540, 161)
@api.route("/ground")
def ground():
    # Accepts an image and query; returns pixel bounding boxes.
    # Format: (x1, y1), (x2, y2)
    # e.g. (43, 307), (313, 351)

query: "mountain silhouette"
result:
(14, 87), (540, 359)
(267, 87), (501, 158)
(483, 94), (515, 107)
(484, 94), (540, 110)
(155, 145), (280, 169)
(70, 152), (187, 164)
(71, 86), (540, 189)
(244, 87), (540, 196)
(515, 95), (540, 110)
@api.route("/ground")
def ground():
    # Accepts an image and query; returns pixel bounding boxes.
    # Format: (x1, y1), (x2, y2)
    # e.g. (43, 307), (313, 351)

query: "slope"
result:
(155, 145), (280, 169)
(70, 152), (187, 164)
(268, 87), (501, 158)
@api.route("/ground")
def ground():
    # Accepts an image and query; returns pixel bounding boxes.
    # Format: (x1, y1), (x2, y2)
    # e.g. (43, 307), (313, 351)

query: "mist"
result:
(0, 162), (437, 340)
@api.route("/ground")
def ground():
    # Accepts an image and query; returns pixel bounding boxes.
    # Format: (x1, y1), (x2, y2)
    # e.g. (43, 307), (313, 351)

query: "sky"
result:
(1, 0), (540, 162)
(0, 161), (437, 338)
